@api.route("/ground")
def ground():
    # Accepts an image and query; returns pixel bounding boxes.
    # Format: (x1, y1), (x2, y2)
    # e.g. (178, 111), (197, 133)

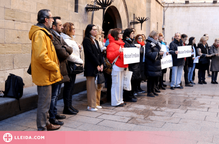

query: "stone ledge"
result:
(0, 74), (86, 121)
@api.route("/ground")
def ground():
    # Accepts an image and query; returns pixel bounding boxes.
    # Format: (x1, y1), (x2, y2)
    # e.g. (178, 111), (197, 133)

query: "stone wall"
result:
(164, 3), (219, 45)
(0, 0), (163, 90)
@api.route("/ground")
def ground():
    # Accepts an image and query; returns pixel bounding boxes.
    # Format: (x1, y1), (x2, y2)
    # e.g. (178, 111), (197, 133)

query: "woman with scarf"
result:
(145, 30), (163, 97)
(209, 38), (219, 84)
(135, 34), (146, 94)
(123, 28), (140, 102)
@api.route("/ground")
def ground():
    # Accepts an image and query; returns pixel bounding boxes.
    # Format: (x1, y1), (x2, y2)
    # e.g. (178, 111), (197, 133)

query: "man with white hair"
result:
(169, 32), (185, 90)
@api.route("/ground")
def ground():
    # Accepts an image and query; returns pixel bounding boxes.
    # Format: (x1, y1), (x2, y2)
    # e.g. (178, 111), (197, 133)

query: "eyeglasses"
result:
(138, 38), (142, 39)
(92, 29), (97, 31)
(47, 17), (54, 20)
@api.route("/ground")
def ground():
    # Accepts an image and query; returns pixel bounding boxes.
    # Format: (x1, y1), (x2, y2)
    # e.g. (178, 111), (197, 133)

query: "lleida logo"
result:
(3, 133), (13, 143)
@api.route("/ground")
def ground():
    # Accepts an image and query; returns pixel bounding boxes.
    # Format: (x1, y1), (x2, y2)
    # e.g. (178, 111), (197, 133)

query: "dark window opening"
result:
(75, 0), (78, 13)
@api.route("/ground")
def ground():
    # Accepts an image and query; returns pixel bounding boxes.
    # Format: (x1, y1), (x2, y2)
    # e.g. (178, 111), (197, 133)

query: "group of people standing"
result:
(29, 9), (219, 131)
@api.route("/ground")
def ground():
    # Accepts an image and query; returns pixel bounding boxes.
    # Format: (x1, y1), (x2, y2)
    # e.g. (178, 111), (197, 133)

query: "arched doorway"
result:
(102, 6), (122, 38)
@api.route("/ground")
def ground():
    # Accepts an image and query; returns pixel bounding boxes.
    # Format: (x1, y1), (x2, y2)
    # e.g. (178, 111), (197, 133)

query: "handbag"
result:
(67, 61), (84, 75)
(96, 72), (105, 84)
(123, 70), (133, 91)
(103, 54), (120, 75)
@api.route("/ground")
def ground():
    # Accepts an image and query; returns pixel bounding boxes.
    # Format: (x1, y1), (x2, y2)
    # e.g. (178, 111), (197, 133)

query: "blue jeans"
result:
(171, 66), (184, 87)
(49, 83), (62, 120)
(188, 63), (196, 82)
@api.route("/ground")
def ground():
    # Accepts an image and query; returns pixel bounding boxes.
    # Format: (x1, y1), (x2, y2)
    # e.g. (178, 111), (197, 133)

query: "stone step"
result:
(0, 74), (86, 121)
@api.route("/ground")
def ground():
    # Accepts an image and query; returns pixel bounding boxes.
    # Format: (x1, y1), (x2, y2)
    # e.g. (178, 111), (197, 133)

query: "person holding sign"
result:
(123, 28), (139, 102)
(135, 34), (146, 93)
(145, 30), (163, 97)
(107, 28), (128, 107)
(169, 32), (185, 90)
(187, 37), (198, 85)
(158, 33), (169, 90)
(196, 36), (211, 84)
(209, 38), (219, 84)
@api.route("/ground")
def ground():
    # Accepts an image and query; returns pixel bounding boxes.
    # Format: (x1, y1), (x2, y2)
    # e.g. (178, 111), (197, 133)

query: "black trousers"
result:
(198, 69), (206, 82)
(184, 64), (189, 84)
(63, 74), (76, 107)
(147, 76), (158, 94)
(212, 71), (218, 82)
(104, 73), (112, 102)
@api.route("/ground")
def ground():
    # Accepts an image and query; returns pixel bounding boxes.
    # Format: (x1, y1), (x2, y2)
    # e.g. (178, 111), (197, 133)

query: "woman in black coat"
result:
(122, 28), (140, 102)
(196, 36), (211, 84)
(145, 31), (163, 97)
(83, 24), (104, 112)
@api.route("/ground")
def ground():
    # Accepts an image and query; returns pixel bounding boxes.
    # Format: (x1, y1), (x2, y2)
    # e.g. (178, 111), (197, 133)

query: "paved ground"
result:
(1, 73), (219, 143)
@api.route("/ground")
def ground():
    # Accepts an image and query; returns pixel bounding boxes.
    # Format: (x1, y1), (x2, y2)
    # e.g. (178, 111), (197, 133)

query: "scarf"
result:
(213, 43), (219, 48)
(137, 41), (145, 46)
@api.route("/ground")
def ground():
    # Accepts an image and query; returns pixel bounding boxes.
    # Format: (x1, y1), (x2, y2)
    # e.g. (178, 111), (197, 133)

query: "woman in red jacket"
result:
(107, 28), (128, 107)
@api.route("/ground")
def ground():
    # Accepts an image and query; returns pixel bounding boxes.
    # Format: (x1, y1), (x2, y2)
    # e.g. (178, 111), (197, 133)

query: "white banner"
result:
(161, 55), (173, 69)
(123, 47), (140, 64)
(177, 46), (192, 58)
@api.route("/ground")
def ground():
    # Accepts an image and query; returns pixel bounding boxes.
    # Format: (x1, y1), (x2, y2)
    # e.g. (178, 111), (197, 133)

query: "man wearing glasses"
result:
(29, 9), (62, 131)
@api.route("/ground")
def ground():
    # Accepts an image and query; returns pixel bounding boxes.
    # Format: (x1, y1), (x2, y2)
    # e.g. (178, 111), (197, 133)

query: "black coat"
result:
(145, 37), (162, 77)
(169, 39), (185, 66)
(51, 30), (73, 83)
(124, 39), (141, 81)
(83, 37), (104, 77)
(196, 43), (210, 70)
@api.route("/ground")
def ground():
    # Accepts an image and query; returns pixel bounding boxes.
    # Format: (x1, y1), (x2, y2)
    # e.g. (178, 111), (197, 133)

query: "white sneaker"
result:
(87, 106), (98, 112)
(96, 105), (102, 109)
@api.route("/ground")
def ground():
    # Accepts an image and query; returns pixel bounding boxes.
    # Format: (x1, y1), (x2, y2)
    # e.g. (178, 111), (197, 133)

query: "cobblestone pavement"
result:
(1, 75), (219, 143)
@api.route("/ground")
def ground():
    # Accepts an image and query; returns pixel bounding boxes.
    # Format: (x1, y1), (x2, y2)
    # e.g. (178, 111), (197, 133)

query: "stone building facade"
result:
(0, 0), (163, 89)
(164, 1), (219, 45)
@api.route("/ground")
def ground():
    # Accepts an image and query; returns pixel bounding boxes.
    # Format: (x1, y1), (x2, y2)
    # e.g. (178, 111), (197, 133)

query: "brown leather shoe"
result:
(46, 124), (61, 131)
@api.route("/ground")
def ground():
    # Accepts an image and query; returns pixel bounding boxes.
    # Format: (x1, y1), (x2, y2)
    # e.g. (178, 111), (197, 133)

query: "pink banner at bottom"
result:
(0, 131), (199, 144)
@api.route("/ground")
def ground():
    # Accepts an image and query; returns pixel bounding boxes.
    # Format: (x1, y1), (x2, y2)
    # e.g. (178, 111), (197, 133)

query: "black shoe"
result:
(203, 81), (207, 84)
(137, 89), (146, 94)
(185, 83), (193, 87)
(116, 103), (126, 107)
(159, 86), (166, 90)
(70, 106), (79, 113)
(155, 89), (161, 93)
(133, 92), (138, 96)
(147, 93), (155, 97)
(49, 119), (64, 126)
(190, 81), (195, 85)
(153, 92), (159, 96)
(124, 98), (137, 102)
(63, 107), (77, 115)
(215, 81), (218, 84)
(133, 95), (137, 99)
(175, 86), (183, 89)
(198, 81), (203, 84)
(163, 84), (167, 87)
(55, 114), (66, 120)
(170, 87), (175, 90)
(211, 81), (215, 84)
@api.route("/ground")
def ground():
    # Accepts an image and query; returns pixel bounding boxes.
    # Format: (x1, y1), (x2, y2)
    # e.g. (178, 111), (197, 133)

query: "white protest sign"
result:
(177, 46), (192, 59)
(161, 55), (173, 69)
(123, 47), (140, 64)
(193, 56), (200, 63)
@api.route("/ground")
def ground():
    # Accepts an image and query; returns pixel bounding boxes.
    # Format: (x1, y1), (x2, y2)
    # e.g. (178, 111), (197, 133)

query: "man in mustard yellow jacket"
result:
(29, 9), (62, 131)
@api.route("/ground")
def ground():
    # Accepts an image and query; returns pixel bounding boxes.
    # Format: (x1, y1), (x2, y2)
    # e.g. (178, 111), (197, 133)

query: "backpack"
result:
(2, 74), (25, 110)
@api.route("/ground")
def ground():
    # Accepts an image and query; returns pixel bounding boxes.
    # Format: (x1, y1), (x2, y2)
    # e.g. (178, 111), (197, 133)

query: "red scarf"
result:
(137, 41), (145, 46)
